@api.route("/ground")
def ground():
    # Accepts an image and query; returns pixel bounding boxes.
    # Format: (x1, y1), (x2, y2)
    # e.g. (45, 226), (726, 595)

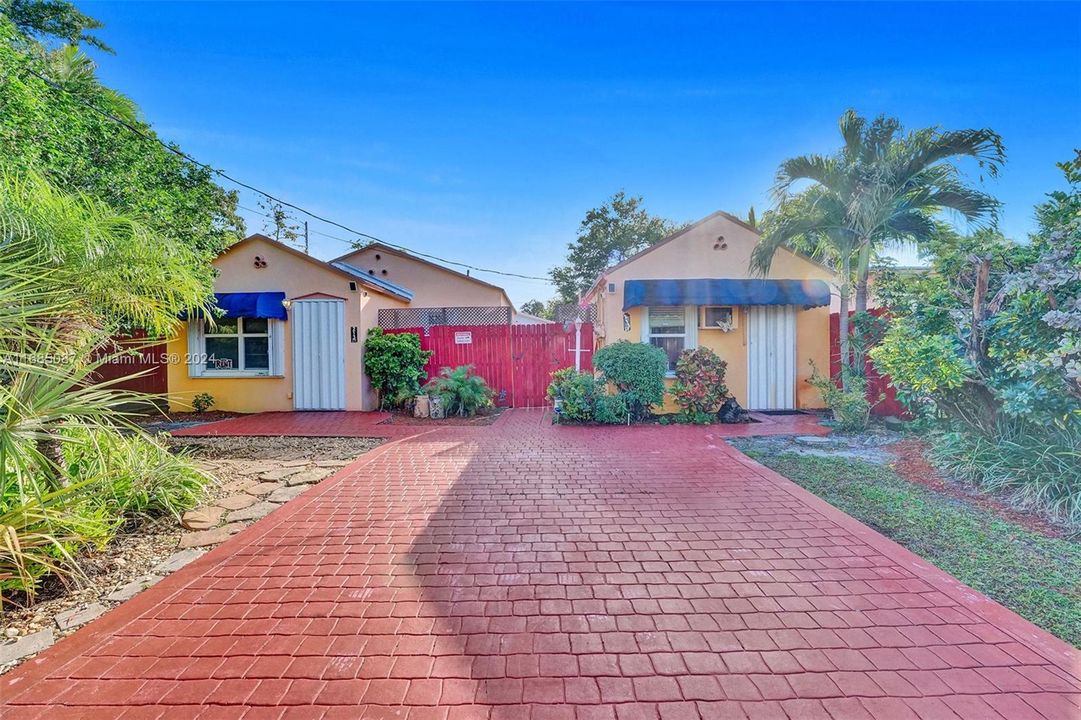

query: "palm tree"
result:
(753, 110), (1005, 376)
(752, 187), (859, 387)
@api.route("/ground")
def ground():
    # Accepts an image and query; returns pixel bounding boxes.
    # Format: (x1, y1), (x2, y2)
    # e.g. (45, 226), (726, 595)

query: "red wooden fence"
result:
(90, 332), (169, 395)
(389, 323), (593, 408)
(829, 310), (905, 417)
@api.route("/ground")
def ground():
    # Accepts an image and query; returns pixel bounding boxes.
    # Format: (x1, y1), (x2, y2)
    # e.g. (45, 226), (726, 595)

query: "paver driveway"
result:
(3, 410), (1079, 719)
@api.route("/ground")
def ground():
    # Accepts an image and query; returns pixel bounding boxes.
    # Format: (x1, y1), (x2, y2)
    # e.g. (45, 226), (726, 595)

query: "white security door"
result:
(291, 299), (346, 410)
(746, 305), (797, 410)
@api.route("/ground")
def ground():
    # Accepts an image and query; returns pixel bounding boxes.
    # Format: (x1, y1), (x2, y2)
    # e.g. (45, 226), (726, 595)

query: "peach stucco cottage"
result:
(582, 211), (837, 412)
(166, 234), (515, 413)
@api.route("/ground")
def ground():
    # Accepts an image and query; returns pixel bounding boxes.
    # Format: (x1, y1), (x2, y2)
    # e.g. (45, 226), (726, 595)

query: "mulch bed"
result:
(379, 407), (506, 426)
(889, 439), (1071, 540)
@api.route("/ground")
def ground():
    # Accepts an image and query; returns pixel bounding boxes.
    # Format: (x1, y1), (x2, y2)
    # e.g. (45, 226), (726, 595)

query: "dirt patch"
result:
(730, 431), (898, 465)
(379, 406), (505, 426)
(889, 439), (1071, 540)
(169, 435), (382, 460)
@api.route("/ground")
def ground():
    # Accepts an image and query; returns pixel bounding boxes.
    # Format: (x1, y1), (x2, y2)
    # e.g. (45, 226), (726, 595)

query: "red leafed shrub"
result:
(671, 347), (729, 419)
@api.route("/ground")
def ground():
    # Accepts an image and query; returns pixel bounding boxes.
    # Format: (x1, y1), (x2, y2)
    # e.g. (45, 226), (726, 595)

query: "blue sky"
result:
(84, 1), (1080, 304)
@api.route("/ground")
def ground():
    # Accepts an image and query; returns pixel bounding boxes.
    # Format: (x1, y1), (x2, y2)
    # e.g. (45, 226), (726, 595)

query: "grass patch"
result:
(745, 451), (1081, 648)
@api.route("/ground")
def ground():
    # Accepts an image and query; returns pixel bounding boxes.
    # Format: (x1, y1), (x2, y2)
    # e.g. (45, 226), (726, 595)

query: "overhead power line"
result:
(25, 66), (553, 283)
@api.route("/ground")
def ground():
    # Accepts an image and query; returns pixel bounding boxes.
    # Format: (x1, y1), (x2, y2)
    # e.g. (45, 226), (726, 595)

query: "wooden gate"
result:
(829, 309), (905, 417)
(90, 332), (168, 395)
(388, 323), (593, 408)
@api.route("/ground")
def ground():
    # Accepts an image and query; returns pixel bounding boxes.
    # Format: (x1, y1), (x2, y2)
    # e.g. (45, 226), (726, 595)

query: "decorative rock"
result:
(244, 481), (282, 496)
(260, 467), (304, 481)
(226, 501), (277, 523)
(217, 493), (258, 511)
(285, 469), (331, 486)
(4, 628), (19, 639)
(55, 603), (106, 631)
(0, 629), (54, 665)
(105, 575), (162, 602)
(180, 506), (224, 531)
(268, 484), (308, 504)
(152, 548), (205, 574)
(177, 522), (245, 549)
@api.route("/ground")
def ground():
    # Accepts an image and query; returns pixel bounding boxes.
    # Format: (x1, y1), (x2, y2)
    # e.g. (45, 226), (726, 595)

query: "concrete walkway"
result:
(3, 410), (1078, 719)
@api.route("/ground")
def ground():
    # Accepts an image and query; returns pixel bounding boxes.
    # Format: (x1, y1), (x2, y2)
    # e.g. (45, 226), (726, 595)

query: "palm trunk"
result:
(37, 430), (68, 490)
(851, 242), (872, 378)
(837, 251), (852, 392)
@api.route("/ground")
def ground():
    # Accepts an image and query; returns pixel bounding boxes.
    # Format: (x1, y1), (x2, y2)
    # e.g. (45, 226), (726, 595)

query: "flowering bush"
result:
(670, 347), (729, 418)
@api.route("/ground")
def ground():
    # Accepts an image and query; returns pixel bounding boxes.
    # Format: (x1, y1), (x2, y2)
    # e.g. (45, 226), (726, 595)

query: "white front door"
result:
(746, 305), (797, 410)
(291, 299), (346, 410)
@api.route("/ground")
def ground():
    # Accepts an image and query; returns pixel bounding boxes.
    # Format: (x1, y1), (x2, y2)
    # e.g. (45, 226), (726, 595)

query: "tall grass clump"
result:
(932, 422), (1081, 524)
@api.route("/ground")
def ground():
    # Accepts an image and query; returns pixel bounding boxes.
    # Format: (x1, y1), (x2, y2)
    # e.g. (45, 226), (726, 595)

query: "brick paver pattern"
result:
(3, 410), (1079, 719)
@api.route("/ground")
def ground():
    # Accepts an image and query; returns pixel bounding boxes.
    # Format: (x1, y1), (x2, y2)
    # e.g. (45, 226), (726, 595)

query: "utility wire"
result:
(25, 65), (553, 283)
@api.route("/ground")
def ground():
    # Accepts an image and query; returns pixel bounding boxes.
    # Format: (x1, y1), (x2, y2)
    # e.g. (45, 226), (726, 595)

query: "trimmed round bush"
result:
(592, 341), (667, 420)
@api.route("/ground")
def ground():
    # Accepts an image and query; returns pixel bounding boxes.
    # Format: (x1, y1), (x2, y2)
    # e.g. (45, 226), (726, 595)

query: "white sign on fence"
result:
(454, 331), (473, 345)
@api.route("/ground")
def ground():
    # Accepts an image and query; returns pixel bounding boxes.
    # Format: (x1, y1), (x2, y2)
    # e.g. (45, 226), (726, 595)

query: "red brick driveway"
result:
(4, 410), (1079, 719)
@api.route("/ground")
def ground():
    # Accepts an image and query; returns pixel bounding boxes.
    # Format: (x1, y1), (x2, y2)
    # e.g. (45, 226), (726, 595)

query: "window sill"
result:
(193, 372), (282, 379)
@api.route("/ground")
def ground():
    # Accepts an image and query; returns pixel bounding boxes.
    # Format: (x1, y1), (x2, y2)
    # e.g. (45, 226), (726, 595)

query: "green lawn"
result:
(744, 451), (1081, 648)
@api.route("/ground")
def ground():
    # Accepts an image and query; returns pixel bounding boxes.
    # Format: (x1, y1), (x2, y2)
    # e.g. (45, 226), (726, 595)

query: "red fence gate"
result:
(829, 310), (905, 417)
(390, 323), (593, 408)
(90, 332), (169, 395)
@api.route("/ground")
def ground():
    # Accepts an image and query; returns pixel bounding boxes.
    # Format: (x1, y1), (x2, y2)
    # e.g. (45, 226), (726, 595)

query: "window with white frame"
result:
(190, 317), (280, 376)
(647, 306), (687, 373)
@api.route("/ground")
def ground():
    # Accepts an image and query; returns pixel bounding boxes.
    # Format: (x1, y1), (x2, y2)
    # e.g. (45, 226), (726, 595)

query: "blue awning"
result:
(208, 292), (288, 320)
(623, 279), (831, 310)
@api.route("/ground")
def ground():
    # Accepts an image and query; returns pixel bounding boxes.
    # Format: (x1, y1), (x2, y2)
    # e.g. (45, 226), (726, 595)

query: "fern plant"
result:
(423, 365), (494, 417)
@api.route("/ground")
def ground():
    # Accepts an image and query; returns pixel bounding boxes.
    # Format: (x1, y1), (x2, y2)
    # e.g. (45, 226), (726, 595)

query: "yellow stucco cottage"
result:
(166, 234), (515, 413)
(582, 211), (837, 412)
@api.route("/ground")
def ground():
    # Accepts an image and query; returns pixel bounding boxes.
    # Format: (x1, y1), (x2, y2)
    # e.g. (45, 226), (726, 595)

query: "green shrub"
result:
(0, 481), (118, 598)
(423, 365), (494, 417)
(547, 368), (631, 425)
(64, 429), (211, 521)
(807, 362), (875, 432)
(547, 368), (600, 423)
(594, 393), (629, 425)
(932, 421), (1081, 524)
(363, 327), (433, 410)
(191, 392), (214, 413)
(670, 347), (729, 418)
(592, 341), (667, 421)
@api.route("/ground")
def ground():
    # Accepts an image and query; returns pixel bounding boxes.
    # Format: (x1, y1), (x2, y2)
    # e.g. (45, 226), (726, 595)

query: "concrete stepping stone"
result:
(268, 484), (308, 504)
(235, 462), (278, 476)
(55, 603), (106, 631)
(226, 501), (277, 523)
(260, 467), (304, 481)
(180, 506), (225, 531)
(105, 575), (162, 602)
(152, 548), (205, 574)
(220, 478), (257, 494)
(177, 522), (246, 549)
(279, 459), (310, 468)
(245, 481), (282, 496)
(285, 469), (331, 486)
(217, 493), (258, 511)
(314, 460), (350, 468)
(0, 629), (54, 666)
